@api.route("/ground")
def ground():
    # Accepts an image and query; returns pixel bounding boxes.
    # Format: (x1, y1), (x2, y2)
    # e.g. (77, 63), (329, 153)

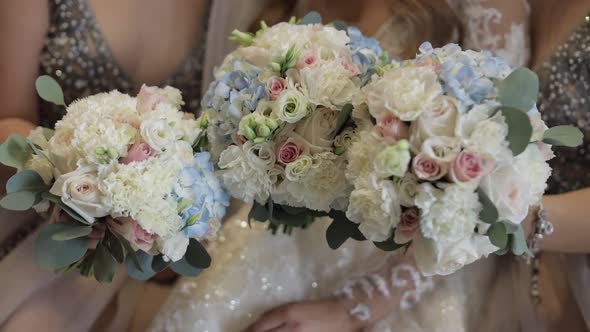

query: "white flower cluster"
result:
(203, 21), (386, 213)
(346, 43), (555, 275)
(26, 85), (218, 262)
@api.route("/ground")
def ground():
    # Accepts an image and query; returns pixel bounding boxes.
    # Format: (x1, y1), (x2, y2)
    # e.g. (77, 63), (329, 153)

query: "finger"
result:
(248, 305), (291, 332)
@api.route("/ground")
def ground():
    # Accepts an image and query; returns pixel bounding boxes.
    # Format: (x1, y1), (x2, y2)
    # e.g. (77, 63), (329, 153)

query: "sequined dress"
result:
(38, 0), (209, 128)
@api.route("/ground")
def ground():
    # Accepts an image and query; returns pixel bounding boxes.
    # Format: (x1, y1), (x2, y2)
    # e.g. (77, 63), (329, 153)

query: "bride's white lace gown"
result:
(150, 1), (530, 331)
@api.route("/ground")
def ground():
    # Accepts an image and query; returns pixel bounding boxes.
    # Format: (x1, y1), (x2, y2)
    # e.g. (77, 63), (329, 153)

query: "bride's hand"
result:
(243, 299), (364, 332)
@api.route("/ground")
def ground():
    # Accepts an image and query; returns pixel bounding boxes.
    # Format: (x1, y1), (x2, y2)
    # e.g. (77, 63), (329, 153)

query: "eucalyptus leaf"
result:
(332, 20), (347, 31)
(477, 188), (499, 224)
(502, 221), (520, 234)
(510, 225), (531, 256)
(184, 239), (212, 269)
(335, 104), (353, 135)
(0, 134), (33, 169)
(104, 231), (126, 263)
(271, 206), (312, 228)
(151, 255), (170, 273)
(170, 257), (202, 277)
(51, 224), (92, 241)
(374, 235), (405, 251)
(497, 67), (539, 112)
(6, 170), (47, 194)
(0, 191), (39, 211)
(93, 242), (117, 283)
(542, 125), (584, 147)
(495, 246), (511, 256)
(35, 223), (88, 270)
(248, 201), (269, 223)
(35, 75), (65, 106)
(111, 231), (142, 271)
(500, 107), (533, 156)
(125, 250), (155, 281)
(325, 210), (363, 249)
(487, 222), (508, 249)
(26, 139), (52, 164)
(41, 192), (90, 224)
(300, 11), (322, 25)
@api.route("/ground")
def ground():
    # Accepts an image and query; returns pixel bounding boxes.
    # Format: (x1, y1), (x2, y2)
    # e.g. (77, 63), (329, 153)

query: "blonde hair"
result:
(252, 0), (459, 59)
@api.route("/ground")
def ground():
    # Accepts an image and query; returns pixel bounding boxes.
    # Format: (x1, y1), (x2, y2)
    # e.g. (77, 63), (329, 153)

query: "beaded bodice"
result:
(538, 19), (590, 194)
(38, 0), (209, 127)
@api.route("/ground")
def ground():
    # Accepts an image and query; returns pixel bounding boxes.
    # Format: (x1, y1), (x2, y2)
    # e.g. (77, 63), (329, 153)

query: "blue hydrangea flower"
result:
(174, 152), (230, 239)
(346, 27), (384, 56)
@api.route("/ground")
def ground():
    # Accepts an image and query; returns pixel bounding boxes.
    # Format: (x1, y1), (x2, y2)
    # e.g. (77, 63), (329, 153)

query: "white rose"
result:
(479, 165), (532, 224)
(414, 233), (498, 276)
(363, 66), (442, 121)
(158, 233), (189, 262)
(273, 89), (310, 123)
(50, 167), (111, 223)
(48, 128), (78, 175)
(346, 178), (401, 242)
(409, 96), (458, 152)
(140, 119), (178, 152)
(294, 107), (338, 150)
(24, 155), (54, 184)
(421, 136), (461, 163)
(300, 61), (360, 109)
(374, 139), (411, 178)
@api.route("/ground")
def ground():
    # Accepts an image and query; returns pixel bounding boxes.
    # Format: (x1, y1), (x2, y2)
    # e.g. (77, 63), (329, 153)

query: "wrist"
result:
(337, 297), (372, 330)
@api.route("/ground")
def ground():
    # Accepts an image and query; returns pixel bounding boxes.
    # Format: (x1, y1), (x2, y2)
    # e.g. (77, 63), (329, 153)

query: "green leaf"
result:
(6, 170), (47, 194)
(0, 134), (33, 169)
(35, 223), (88, 270)
(510, 225), (531, 256)
(477, 188), (499, 224)
(332, 20), (347, 31)
(497, 67), (539, 112)
(487, 222), (508, 249)
(125, 250), (155, 281)
(35, 75), (65, 106)
(41, 192), (90, 224)
(335, 104), (353, 135)
(543, 125), (584, 147)
(0, 191), (39, 211)
(248, 201), (269, 223)
(110, 231), (142, 271)
(300, 11), (322, 25)
(184, 239), (212, 269)
(374, 235), (405, 251)
(51, 224), (92, 241)
(170, 257), (202, 277)
(151, 255), (170, 273)
(495, 246), (511, 256)
(325, 210), (365, 249)
(500, 107), (533, 156)
(502, 221), (520, 234)
(271, 206), (313, 228)
(93, 242), (117, 283)
(104, 231), (126, 263)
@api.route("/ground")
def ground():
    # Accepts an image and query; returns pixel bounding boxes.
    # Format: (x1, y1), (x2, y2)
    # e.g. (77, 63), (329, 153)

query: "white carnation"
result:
(157, 233), (189, 262)
(254, 23), (349, 56)
(514, 144), (551, 202)
(346, 130), (386, 183)
(464, 111), (512, 165)
(363, 66), (442, 121)
(346, 178), (400, 242)
(300, 61), (360, 109)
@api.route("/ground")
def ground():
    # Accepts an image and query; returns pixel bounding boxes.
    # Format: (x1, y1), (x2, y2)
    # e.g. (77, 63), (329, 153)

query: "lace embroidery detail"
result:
(350, 304), (371, 321)
(450, 0), (530, 67)
(337, 262), (434, 321)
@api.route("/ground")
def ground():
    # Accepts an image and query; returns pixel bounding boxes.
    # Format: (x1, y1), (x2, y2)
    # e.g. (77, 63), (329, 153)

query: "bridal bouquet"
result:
(198, 13), (387, 231)
(344, 42), (583, 275)
(0, 77), (229, 282)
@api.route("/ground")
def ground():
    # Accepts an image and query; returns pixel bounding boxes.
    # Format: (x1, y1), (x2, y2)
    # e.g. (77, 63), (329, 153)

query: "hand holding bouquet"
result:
(0, 77), (229, 282)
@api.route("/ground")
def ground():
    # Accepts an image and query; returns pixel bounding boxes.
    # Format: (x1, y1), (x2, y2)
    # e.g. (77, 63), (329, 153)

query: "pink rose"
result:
(87, 223), (106, 249)
(298, 49), (319, 68)
(277, 139), (304, 165)
(339, 52), (361, 76)
(412, 153), (448, 181)
(450, 150), (494, 186)
(107, 217), (156, 253)
(120, 141), (156, 164)
(267, 76), (287, 99)
(375, 113), (409, 142)
(394, 208), (420, 244)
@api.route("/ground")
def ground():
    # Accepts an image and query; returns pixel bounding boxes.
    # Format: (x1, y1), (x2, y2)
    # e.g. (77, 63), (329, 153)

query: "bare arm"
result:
(0, 0), (48, 142)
